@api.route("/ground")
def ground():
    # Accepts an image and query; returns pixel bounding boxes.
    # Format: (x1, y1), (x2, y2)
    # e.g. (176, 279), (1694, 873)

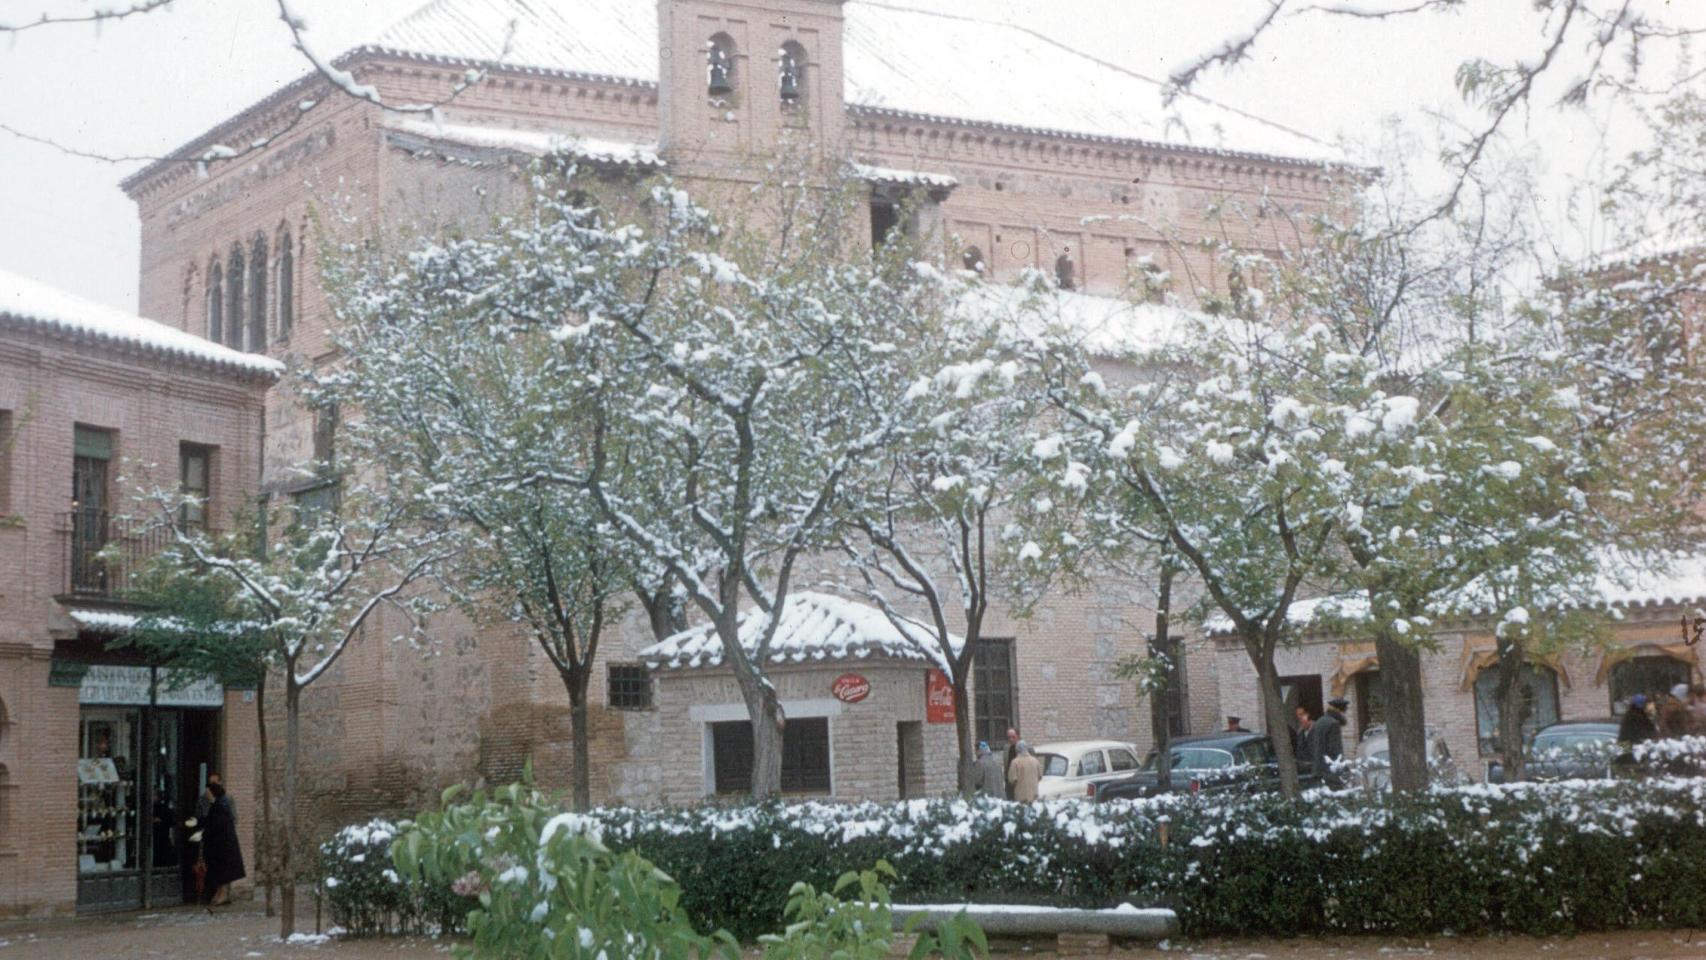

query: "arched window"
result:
(249, 234), (268, 352)
(226, 246), (245, 351)
(961, 246), (986, 275)
(1473, 662), (1561, 755)
(277, 228), (294, 340)
(1055, 253), (1076, 291)
(778, 41), (806, 102)
(206, 262), (224, 344)
(707, 34), (736, 97)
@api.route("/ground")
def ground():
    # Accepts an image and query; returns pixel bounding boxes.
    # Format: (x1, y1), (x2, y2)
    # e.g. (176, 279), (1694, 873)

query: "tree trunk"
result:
(951, 657), (974, 796)
(279, 679), (301, 939)
(255, 671), (276, 917)
(1149, 565), (1176, 792)
(1373, 627), (1429, 793)
(1255, 654), (1300, 798)
(568, 676), (592, 812)
(1495, 647), (1529, 782)
(743, 678), (785, 799)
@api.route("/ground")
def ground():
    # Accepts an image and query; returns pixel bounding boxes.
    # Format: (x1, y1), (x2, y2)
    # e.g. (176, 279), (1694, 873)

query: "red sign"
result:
(831, 673), (871, 704)
(926, 669), (956, 724)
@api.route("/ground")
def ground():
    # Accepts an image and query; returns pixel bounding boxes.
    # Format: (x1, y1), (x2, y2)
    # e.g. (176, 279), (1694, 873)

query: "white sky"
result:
(0, 0), (1697, 315)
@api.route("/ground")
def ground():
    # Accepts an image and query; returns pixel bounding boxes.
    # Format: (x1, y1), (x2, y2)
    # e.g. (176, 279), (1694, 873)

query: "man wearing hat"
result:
(1224, 716), (1246, 733)
(1618, 693), (1657, 744)
(972, 740), (1007, 799)
(1308, 697), (1349, 786)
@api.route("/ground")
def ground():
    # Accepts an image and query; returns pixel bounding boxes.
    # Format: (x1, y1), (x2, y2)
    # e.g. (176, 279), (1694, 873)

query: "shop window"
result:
(226, 246), (245, 351)
(206, 262), (223, 344)
(710, 716), (830, 795)
(78, 710), (140, 877)
(607, 664), (652, 710)
(249, 233), (268, 353)
(276, 228), (294, 340)
(1473, 663), (1560, 755)
(707, 33), (736, 98)
(179, 443), (212, 531)
(1353, 670), (1386, 741)
(973, 637), (1018, 748)
(1609, 656), (1692, 714)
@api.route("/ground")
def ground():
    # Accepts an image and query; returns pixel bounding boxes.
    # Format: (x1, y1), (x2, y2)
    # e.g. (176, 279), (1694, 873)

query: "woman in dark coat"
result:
(202, 782), (245, 906)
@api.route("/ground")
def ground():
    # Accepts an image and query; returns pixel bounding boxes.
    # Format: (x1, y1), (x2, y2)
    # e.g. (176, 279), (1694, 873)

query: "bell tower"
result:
(656, 0), (848, 163)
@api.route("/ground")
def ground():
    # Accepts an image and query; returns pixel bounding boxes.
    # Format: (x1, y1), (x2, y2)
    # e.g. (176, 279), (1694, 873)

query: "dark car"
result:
(1485, 719), (1620, 784)
(1091, 732), (1317, 801)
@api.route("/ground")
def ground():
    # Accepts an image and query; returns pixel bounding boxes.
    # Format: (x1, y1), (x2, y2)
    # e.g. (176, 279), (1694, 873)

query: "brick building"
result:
(0, 269), (278, 916)
(102, 0), (1339, 841)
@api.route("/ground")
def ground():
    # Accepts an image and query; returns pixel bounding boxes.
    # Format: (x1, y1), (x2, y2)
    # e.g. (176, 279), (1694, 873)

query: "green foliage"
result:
(320, 819), (465, 937)
(761, 863), (986, 960)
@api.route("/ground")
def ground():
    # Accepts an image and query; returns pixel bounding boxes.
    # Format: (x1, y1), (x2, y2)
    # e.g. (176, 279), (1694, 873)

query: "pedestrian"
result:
(972, 741), (1006, 799)
(1292, 705), (1316, 775)
(1224, 716), (1246, 733)
(1308, 697), (1348, 786)
(201, 780), (246, 907)
(1618, 693), (1658, 744)
(1658, 684), (1693, 738)
(195, 771), (226, 822)
(1003, 727), (1020, 799)
(1007, 740), (1042, 803)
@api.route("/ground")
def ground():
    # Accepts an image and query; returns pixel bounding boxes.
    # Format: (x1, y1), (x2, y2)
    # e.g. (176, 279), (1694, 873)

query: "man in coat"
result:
(1291, 706), (1316, 776)
(972, 741), (1006, 799)
(1007, 740), (1042, 803)
(1309, 698), (1348, 786)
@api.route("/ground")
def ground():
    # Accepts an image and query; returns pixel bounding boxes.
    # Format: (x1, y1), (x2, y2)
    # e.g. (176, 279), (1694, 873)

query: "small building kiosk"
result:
(640, 592), (962, 804)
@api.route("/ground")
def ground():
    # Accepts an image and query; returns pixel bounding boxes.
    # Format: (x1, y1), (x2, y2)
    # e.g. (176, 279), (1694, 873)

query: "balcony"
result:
(59, 510), (179, 602)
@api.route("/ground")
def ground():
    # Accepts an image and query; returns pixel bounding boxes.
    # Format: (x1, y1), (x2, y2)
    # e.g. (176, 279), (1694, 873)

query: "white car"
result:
(1033, 740), (1143, 799)
(1353, 725), (1467, 789)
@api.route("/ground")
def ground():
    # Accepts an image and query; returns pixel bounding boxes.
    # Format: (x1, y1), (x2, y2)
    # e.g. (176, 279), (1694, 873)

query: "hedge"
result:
(319, 818), (469, 936)
(325, 773), (1706, 941)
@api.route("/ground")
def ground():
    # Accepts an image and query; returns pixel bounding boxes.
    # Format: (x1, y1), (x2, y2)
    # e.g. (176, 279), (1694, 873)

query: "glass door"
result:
(146, 711), (184, 907)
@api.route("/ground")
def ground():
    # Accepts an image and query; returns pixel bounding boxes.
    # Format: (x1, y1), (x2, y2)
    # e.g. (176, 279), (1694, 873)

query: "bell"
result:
(779, 70), (800, 101)
(707, 47), (733, 96)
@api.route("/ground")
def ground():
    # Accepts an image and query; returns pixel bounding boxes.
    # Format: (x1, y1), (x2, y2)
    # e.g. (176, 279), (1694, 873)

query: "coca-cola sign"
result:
(926, 669), (956, 723)
(831, 673), (871, 703)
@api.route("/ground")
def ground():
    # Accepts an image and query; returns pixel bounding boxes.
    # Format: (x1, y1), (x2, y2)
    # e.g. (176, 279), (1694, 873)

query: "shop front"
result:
(55, 661), (224, 913)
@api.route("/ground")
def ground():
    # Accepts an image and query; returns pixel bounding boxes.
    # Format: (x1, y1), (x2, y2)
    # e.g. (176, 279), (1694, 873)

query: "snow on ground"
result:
(0, 268), (282, 377)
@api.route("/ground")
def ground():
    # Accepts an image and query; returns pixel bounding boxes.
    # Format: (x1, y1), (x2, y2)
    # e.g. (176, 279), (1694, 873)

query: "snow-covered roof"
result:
(851, 162), (958, 190)
(67, 608), (142, 634)
(640, 591), (960, 671)
(0, 269), (283, 378)
(1203, 553), (1706, 637)
(385, 118), (663, 167)
(369, 0), (1336, 165)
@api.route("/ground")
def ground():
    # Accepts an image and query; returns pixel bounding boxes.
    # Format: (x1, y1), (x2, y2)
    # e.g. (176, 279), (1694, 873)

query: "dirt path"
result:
(2, 903), (1703, 959)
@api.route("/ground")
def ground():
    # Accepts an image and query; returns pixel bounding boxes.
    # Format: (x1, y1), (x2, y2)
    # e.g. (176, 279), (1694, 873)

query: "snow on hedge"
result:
(0, 268), (282, 377)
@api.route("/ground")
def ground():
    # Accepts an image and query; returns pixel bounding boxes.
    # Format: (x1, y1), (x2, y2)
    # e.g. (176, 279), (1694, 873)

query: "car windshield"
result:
(1039, 754), (1069, 777)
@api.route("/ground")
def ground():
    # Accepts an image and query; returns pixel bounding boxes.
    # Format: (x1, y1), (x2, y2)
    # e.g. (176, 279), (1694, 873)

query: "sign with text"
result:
(831, 673), (871, 704)
(78, 665), (224, 708)
(926, 669), (956, 724)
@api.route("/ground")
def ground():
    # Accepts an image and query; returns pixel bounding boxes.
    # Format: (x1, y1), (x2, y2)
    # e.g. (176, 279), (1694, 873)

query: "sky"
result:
(0, 0), (1699, 316)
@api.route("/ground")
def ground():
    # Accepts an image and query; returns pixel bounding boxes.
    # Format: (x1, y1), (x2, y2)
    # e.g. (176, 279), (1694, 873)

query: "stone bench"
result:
(891, 903), (1179, 954)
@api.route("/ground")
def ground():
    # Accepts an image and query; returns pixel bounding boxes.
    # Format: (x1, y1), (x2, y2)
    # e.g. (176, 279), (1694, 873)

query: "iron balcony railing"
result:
(61, 510), (186, 600)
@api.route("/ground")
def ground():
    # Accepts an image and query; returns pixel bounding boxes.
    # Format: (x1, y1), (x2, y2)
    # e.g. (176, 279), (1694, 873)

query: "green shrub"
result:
(320, 818), (467, 937)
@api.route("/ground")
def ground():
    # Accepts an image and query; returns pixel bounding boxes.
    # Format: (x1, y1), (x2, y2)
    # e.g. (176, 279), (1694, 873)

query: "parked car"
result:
(1091, 732), (1316, 801)
(1033, 740), (1143, 799)
(1352, 724), (1467, 789)
(1485, 719), (1620, 784)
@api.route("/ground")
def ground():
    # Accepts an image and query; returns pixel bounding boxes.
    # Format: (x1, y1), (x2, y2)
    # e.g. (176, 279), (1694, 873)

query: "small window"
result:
(313, 403), (338, 471)
(607, 664), (652, 710)
(292, 483), (339, 527)
(179, 443), (212, 531)
(1054, 253), (1076, 291)
(961, 246), (986, 275)
(870, 199), (901, 251)
(1473, 663), (1561, 755)
(707, 34), (736, 97)
(1078, 751), (1105, 776)
(249, 234), (268, 353)
(710, 716), (831, 795)
(778, 41), (805, 102)
(226, 246), (246, 351)
(277, 229), (294, 340)
(1109, 748), (1137, 772)
(207, 262), (224, 343)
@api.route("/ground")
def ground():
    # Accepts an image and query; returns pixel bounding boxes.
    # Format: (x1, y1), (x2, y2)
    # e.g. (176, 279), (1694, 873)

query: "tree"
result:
(136, 481), (453, 937)
(323, 241), (638, 812)
(323, 156), (938, 797)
